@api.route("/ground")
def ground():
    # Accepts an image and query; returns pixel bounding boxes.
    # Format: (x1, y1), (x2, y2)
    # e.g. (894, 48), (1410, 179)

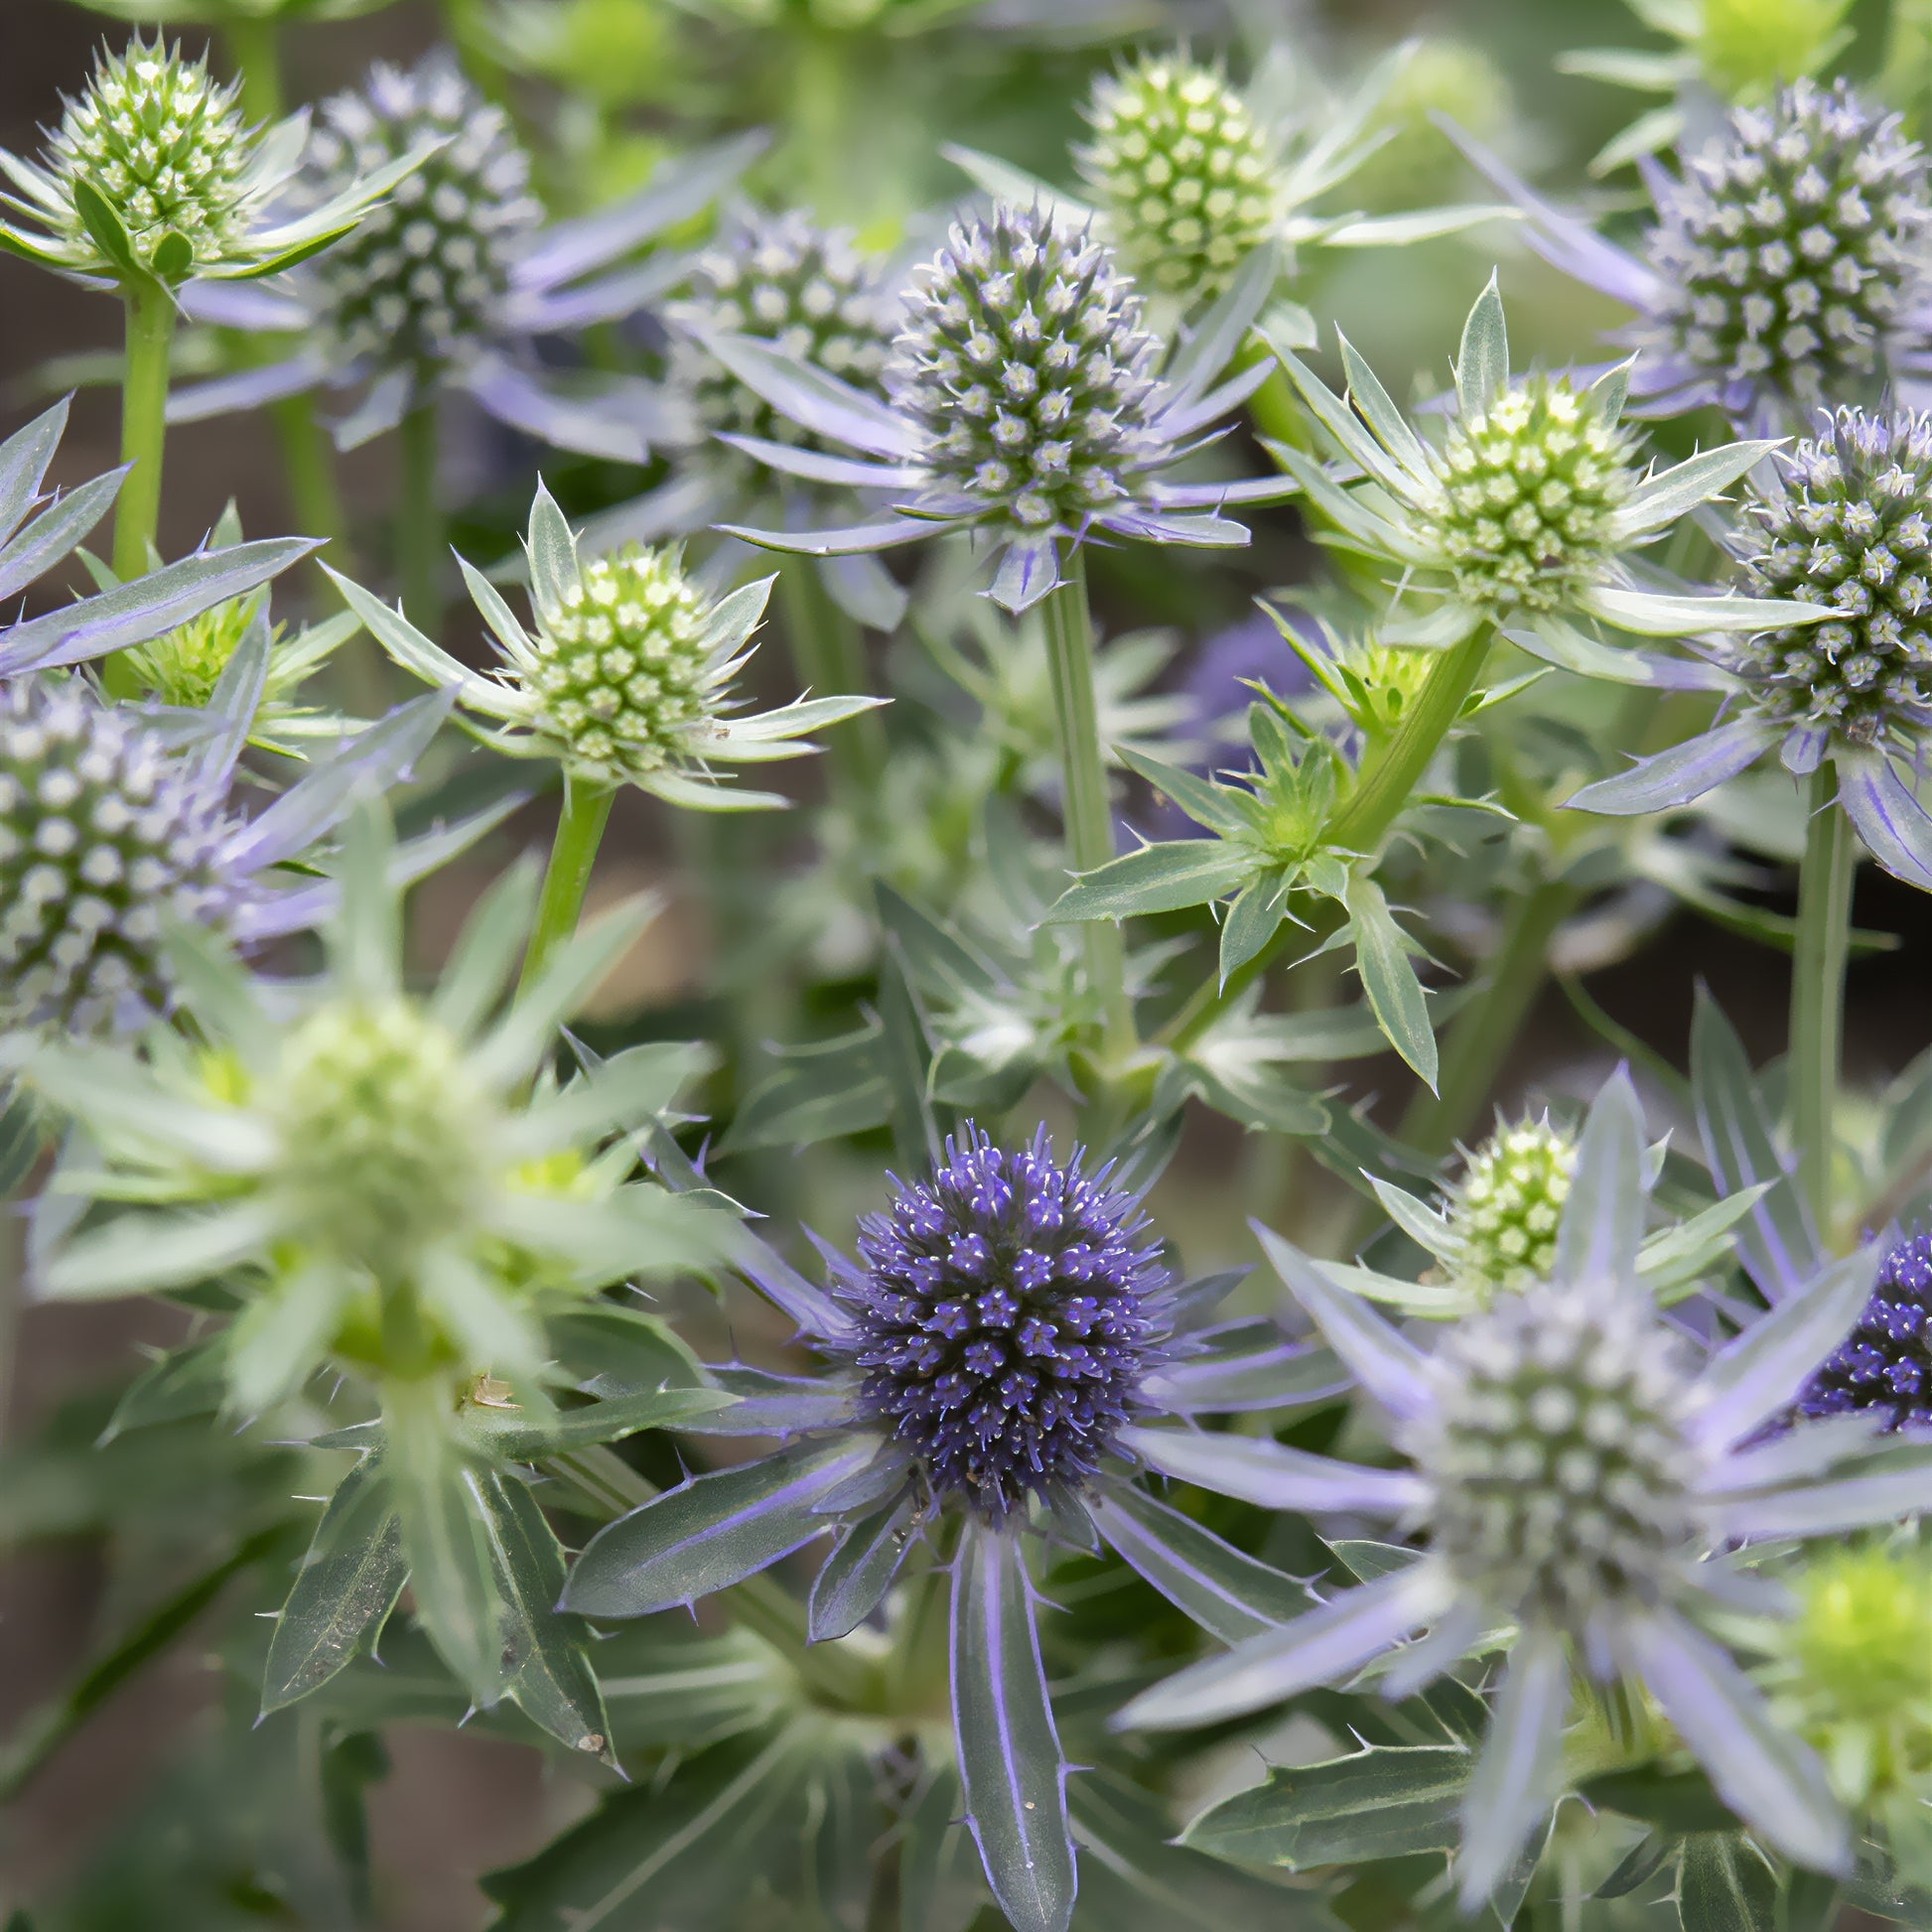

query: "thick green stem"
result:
(1041, 552), (1136, 1065)
(221, 15), (284, 123)
(519, 773), (618, 995)
(776, 560), (886, 805)
(102, 279), (179, 696)
(1402, 876), (1582, 1158)
(1161, 626), (1495, 1052)
(395, 402), (444, 636)
(544, 1446), (879, 1709)
(1790, 766), (1856, 1232)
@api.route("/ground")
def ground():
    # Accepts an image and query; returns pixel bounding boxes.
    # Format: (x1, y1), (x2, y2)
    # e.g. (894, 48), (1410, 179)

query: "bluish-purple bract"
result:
(1795, 1228), (1932, 1432)
(836, 1122), (1171, 1518)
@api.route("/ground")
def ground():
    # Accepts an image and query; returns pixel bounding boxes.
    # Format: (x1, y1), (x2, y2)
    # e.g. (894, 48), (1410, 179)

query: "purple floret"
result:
(1794, 1228), (1932, 1432)
(833, 1122), (1171, 1518)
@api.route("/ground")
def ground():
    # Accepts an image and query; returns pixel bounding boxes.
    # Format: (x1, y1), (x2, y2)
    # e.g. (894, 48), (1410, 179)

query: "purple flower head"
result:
(833, 1122), (1173, 1519)
(1794, 1227), (1932, 1433)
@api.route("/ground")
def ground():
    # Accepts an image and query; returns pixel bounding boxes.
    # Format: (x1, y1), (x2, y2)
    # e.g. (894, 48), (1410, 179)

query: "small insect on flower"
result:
(169, 58), (763, 461)
(1117, 1073), (1932, 1908)
(330, 483), (887, 808)
(706, 204), (1299, 612)
(560, 1119), (1341, 1932)
(0, 33), (434, 290)
(1449, 78), (1932, 429)
(1792, 1227), (1932, 1433)
(1571, 406), (1932, 894)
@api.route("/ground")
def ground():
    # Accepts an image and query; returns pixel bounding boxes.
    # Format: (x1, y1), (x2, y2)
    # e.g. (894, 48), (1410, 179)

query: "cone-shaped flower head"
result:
(332, 484), (885, 808)
(1416, 1281), (1699, 1628)
(830, 1123), (1171, 1519)
(1792, 1227), (1932, 1432)
(43, 36), (251, 272)
(276, 996), (488, 1269)
(1074, 56), (1281, 299)
(1445, 1115), (1577, 1295)
(1734, 407), (1932, 750)
(1787, 1544), (1932, 1733)
(892, 206), (1164, 539)
(1435, 374), (1641, 616)
(1638, 81), (1932, 417)
(0, 678), (239, 1034)
(1116, 1075), (1932, 1904)
(670, 208), (899, 486)
(305, 55), (541, 375)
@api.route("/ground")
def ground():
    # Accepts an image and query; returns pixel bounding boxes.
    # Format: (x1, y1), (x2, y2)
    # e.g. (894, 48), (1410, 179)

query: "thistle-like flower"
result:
(705, 205), (1298, 612)
(1571, 407), (1932, 893)
(1444, 1115), (1576, 1296)
(25, 808), (733, 1709)
(1448, 79), (1932, 429)
(559, 1120), (1343, 1932)
(0, 645), (449, 1038)
(1074, 57), (1282, 299)
(1269, 276), (1825, 657)
(1792, 1227), (1932, 1432)
(1116, 1074), (1932, 1906)
(580, 207), (909, 630)
(331, 484), (885, 808)
(0, 33), (428, 290)
(950, 44), (1505, 314)
(171, 58), (762, 460)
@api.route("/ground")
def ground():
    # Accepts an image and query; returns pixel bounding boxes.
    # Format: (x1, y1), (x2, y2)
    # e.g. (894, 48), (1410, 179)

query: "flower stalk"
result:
(396, 401), (444, 635)
(1042, 553), (1136, 1065)
(520, 772), (618, 995)
(110, 276), (177, 585)
(1791, 765), (1857, 1230)
(776, 559), (885, 805)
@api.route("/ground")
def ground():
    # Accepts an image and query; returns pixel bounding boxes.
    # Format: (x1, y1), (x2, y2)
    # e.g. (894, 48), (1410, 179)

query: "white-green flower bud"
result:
(527, 546), (715, 778)
(1446, 1116), (1577, 1295)
(0, 678), (238, 1034)
(123, 595), (256, 711)
(1643, 79), (1932, 413)
(45, 36), (252, 277)
(670, 208), (899, 485)
(892, 207), (1161, 535)
(304, 55), (540, 371)
(1075, 55), (1281, 298)
(1414, 1282), (1698, 1627)
(1434, 375), (1638, 616)
(274, 999), (487, 1268)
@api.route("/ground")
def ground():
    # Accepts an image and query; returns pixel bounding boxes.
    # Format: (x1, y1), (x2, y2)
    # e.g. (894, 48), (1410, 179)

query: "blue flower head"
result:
(835, 1122), (1172, 1518)
(1795, 1227), (1932, 1433)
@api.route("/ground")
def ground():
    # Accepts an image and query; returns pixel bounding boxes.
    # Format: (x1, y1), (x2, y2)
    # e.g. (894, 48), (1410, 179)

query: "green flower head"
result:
(1445, 1114), (1577, 1297)
(330, 484), (886, 808)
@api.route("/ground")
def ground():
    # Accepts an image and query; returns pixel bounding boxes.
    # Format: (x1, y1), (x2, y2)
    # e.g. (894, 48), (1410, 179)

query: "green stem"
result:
(1790, 765), (1855, 1232)
(776, 560), (885, 805)
(544, 1446), (879, 1709)
(1041, 551), (1135, 1065)
(1161, 625), (1495, 1052)
(221, 15), (284, 124)
(0, 1521), (289, 1801)
(395, 401), (444, 636)
(1401, 876), (1582, 1158)
(519, 773), (618, 995)
(791, 25), (851, 218)
(436, 0), (516, 108)
(269, 392), (351, 571)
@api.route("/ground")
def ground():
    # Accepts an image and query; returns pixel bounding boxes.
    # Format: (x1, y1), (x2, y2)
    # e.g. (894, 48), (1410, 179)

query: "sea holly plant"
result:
(559, 1122), (1342, 1932)
(947, 45), (1505, 314)
(22, 805), (738, 1708)
(0, 34), (437, 586)
(1119, 1072), (1932, 1908)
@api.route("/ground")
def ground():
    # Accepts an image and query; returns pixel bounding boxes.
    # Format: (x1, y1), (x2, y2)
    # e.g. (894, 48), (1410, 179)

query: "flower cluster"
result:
(1074, 57), (1280, 298)
(42, 37), (252, 272)
(1734, 407), (1932, 750)
(1793, 1227), (1932, 1432)
(1445, 1115), (1576, 1295)
(302, 55), (541, 373)
(835, 1123), (1171, 1518)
